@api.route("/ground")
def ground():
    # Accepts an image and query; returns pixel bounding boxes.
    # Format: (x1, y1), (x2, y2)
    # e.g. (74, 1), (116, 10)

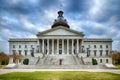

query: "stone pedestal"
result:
(9, 57), (14, 64)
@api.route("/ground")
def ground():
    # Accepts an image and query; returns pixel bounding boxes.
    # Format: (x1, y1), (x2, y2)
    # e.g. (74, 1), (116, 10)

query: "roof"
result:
(83, 38), (112, 42)
(37, 26), (84, 36)
(51, 11), (70, 28)
(9, 38), (37, 42)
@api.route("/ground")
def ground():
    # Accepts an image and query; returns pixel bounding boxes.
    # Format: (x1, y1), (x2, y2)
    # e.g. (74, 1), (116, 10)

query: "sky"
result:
(0, 0), (120, 54)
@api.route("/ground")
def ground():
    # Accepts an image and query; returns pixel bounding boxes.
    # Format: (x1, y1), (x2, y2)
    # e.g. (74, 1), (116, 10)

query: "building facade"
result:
(9, 11), (112, 65)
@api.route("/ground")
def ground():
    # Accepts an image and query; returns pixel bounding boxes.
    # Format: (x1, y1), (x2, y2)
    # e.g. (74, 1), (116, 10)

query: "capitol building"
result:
(9, 11), (112, 67)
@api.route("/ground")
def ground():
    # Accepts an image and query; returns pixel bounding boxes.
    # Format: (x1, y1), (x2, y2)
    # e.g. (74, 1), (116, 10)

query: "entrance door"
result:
(59, 59), (62, 65)
(59, 50), (62, 54)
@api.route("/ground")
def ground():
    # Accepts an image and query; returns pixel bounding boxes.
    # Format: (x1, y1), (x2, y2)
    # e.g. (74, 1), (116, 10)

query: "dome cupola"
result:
(51, 11), (70, 28)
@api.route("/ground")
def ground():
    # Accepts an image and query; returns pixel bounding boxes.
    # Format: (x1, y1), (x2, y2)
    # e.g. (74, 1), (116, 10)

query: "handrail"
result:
(81, 56), (85, 65)
(36, 56), (40, 64)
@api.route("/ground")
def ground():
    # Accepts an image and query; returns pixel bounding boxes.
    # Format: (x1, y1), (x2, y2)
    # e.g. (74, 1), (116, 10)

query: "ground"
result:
(0, 71), (120, 80)
(116, 65), (120, 69)
(0, 65), (6, 69)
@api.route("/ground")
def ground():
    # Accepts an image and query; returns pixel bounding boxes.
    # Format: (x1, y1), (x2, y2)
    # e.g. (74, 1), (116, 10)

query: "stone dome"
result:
(51, 11), (70, 28)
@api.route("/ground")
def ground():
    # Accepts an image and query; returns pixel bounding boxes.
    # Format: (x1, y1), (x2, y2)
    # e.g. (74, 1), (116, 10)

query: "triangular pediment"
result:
(37, 26), (84, 36)
(44, 28), (78, 35)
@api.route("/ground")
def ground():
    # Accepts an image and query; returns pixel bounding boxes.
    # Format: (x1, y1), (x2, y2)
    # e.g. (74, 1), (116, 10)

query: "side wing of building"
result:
(9, 38), (37, 56)
(83, 38), (112, 64)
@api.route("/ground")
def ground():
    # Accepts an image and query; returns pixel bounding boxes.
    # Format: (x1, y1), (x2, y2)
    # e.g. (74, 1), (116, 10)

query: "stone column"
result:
(37, 39), (40, 53)
(47, 39), (49, 54)
(62, 39), (64, 54)
(72, 39), (74, 54)
(39, 39), (41, 53)
(57, 39), (59, 54)
(42, 39), (44, 53)
(67, 39), (69, 54)
(52, 39), (54, 54)
(77, 39), (79, 54)
(9, 57), (14, 64)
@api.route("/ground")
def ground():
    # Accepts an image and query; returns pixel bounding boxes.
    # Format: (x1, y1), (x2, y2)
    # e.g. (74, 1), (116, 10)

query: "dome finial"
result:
(51, 11), (70, 28)
(58, 11), (63, 17)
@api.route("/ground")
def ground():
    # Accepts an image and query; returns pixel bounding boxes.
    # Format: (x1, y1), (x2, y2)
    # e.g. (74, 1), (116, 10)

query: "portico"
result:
(38, 39), (83, 55)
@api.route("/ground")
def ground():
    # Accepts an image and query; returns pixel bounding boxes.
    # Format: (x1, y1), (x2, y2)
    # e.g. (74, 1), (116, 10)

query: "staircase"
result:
(28, 57), (39, 65)
(72, 55), (81, 65)
(37, 55), (79, 65)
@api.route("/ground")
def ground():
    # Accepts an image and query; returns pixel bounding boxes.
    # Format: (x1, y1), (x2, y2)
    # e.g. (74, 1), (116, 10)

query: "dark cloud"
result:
(65, 0), (91, 13)
(0, 0), (120, 53)
(92, 0), (120, 23)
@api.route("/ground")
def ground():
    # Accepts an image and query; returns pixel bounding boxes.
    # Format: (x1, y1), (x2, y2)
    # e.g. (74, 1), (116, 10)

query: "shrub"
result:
(23, 58), (29, 65)
(1, 60), (8, 65)
(115, 57), (120, 65)
(1, 60), (5, 65)
(92, 58), (98, 65)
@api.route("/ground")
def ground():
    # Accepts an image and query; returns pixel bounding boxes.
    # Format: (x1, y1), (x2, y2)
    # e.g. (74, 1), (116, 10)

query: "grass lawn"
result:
(116, 65), (120, 69)
(0, 71), (120, 80)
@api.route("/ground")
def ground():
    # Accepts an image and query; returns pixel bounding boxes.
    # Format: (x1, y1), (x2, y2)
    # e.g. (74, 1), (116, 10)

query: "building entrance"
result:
(59, 59), (62, 65)
(59, 50), (62, 54)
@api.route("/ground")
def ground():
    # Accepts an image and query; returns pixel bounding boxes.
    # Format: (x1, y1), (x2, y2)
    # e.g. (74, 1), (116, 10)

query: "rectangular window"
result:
(25, 50), (27, 56)
(106, 59), (108, 63)
(106, 45), (108, 48)
(100, 50), (103, 56)
(19, 45), (21, 48)
(19, 50), (22, 55)
(106, 50), (109, 56)
(31, 45), (33, 48)
(100, 59), (102, 63)
(100, 45), (102, 48)
(94, 50), (97, 56)
(25, 45), (27, 48)
(88, 50), (91, 56)
(13, 45), (15, 48)
(94, 45), (96, 48)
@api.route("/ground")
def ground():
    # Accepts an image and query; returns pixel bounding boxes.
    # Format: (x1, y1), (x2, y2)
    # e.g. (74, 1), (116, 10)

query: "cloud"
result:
(0, 0), (120, 53)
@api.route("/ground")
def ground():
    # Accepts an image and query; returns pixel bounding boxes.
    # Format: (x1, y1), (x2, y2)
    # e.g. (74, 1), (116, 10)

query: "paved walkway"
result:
(0, 69), (120, 75)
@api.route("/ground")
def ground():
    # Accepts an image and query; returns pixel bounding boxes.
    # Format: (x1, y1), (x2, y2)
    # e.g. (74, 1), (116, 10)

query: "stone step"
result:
(26, 57), (39, 65)
(17, 64), (106, 69)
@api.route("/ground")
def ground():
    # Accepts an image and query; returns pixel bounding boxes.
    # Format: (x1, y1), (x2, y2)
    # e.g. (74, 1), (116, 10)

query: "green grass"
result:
(116, 65), (120, 69)
(0, 71), (120, 80)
